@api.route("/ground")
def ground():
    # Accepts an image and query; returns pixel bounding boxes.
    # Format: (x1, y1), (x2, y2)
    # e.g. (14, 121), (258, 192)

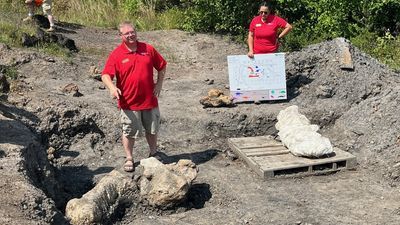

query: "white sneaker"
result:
(46, 26), (55, 32)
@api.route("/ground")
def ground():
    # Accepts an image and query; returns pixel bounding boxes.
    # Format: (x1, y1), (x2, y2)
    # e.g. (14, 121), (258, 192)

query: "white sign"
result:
(227, 53), (287, 102)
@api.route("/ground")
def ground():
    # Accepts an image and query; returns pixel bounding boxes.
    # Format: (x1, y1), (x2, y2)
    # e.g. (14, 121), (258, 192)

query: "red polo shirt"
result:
(249, 14), (288, 53)
(102, 41), (167, 110)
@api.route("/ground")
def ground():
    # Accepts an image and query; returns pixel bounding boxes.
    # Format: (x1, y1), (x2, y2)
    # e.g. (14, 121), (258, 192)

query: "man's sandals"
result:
(124, 158), (135, 172)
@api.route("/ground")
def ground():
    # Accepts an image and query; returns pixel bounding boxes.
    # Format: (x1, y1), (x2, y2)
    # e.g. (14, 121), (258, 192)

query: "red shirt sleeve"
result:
(249, 17), (258, 33)
(275, 16), (288, 29)
(150, 45), (167, 71)
(102, 52), (117, 80)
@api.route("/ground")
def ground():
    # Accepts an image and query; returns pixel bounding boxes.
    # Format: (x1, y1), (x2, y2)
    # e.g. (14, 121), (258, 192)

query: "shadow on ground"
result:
(155, 148), (220, 165)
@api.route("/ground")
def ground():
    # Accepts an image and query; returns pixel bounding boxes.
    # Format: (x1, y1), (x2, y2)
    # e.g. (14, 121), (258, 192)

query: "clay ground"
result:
(1, 22), (400, 225)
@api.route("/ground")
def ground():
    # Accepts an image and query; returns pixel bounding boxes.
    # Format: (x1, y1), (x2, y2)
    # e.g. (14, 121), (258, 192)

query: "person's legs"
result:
(120, 109), (141, 171)
(122, 134), (135, 160)
(145, 133), (158, 155)
(23, 1), (35, 22)
(42, 0), (55, 31)
(122, 134), (135, 172)
(142, 108), (160, 156)
(47, 14), (55, 30)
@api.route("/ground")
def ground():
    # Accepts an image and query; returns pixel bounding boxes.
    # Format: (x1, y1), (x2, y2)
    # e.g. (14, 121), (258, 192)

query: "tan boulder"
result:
(139, 157), (198, 207)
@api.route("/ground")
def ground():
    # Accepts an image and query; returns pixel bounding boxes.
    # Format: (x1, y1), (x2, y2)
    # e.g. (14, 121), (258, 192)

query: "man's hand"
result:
(153, 82), (162, 97)
(110, 87), (121, 99)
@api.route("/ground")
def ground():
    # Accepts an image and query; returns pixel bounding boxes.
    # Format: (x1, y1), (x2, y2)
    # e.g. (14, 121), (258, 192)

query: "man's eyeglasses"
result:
(120, 31), (136, 36)
(259, 11), (269, 15)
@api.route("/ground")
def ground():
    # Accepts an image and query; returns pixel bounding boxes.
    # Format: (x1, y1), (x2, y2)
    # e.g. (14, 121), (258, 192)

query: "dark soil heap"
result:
(285, 38), (400, 183)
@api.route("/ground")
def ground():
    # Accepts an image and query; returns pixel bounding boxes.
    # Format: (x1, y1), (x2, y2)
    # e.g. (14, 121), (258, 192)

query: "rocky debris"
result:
(139, 157), (198, 207)
(46, 146), (56, 161)
(276, 105), (333, 157)
(65, 158), (197, 224)
(206, 79), (214, 85)
(0, 113), (67, 224)
(89, 65), (102, 81)
(200, 88), (233, 107)
(0, 70), (10, 93)
(22, 28), (78, 52)
(336, 38), (354, 70)
(61, 83), (83, 97)
(65, 170), (136, 225)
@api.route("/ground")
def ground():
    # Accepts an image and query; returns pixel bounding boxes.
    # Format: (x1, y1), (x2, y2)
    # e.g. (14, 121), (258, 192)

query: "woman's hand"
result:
(247, 51), (254, 58)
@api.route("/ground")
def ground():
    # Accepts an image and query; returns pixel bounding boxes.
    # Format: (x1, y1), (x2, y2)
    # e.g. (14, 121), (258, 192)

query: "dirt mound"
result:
(284, 38), (400, 181)
(1, 26), (400, 224)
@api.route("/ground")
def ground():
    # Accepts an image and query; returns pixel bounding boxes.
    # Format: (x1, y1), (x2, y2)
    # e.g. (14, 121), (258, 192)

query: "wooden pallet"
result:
(228, 135), (356, 179)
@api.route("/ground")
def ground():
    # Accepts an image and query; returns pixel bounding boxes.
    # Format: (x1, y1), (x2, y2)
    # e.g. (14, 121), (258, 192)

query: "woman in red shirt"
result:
(247, 1), (292, 58)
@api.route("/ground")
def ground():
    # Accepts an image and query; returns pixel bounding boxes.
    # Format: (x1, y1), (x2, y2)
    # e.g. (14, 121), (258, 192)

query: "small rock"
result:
(207, 79), (214, 85)
(393, 162), (400, 168)
(89, 65), (101, 74)
(225, 150), (238, 161)
(46, 57), (55, 62)
(47, 147), (56, 155)
(47, 154), (54, 161)
(62, 83), (79, 93)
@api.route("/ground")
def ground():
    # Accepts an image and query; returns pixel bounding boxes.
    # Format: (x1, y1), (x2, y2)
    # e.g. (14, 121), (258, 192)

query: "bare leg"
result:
(27, 3), (34, 16)
(145, 133), (157, 155)
(23, 2), (35, 21)
(122, 135), (135, 160)
(47, 14), (55, 27)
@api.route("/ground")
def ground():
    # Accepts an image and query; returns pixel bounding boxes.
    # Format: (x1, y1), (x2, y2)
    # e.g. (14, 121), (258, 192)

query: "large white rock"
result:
(139, 158), (198, 207)
(65, 158), (198, 224)
(65, 170), (135, 225)
(275, 105), (334, 157)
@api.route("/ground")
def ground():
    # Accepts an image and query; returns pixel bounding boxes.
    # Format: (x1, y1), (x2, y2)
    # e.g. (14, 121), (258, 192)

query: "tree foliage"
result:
(180, 0), (400, 47)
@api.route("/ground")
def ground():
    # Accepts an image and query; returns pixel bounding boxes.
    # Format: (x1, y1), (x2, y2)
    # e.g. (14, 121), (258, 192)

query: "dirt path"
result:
(1, 22), (400, 225)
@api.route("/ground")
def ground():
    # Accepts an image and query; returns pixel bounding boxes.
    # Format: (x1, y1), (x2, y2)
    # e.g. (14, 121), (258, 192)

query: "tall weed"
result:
(54, 0), (182, 30)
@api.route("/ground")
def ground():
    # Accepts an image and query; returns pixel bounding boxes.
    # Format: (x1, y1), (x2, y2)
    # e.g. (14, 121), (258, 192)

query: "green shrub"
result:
(181, 0), (259, 35)
(351, 29), (400, 70)
(122, 0), (141, 15)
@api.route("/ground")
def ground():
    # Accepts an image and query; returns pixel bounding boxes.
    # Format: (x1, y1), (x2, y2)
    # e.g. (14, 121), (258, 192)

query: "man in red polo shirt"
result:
(247, 1), (292, 57)
(102, 21), (167, 172)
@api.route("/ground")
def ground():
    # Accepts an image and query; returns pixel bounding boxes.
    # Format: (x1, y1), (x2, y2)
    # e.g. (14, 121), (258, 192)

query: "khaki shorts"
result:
(120, 108), (160, 138)
(42, 0), (52, 15)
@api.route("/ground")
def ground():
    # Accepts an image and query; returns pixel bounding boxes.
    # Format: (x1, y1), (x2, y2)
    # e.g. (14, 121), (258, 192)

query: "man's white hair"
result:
(118, 21), (135, 33)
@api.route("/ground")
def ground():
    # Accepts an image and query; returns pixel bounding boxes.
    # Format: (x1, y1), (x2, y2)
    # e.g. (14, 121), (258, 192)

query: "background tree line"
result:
(1, 0), (399, 69)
